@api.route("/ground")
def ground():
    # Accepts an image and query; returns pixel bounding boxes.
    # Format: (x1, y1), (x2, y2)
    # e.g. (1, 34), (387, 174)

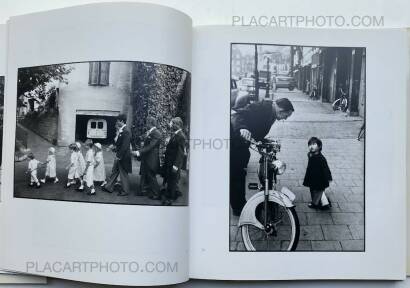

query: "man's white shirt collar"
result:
(118, 124), (126, 133)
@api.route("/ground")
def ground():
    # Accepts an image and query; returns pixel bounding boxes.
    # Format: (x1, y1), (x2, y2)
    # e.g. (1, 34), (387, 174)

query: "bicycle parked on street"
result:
(332, 88), (348, 112)
(238, 138), (300, 251)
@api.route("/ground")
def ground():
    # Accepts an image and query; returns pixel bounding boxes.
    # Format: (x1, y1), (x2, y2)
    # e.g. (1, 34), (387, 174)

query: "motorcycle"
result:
(238, 138), (300, 251)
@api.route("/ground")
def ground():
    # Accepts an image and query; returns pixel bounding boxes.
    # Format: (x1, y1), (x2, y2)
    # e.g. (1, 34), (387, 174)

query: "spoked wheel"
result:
(241, 202), (300, 251)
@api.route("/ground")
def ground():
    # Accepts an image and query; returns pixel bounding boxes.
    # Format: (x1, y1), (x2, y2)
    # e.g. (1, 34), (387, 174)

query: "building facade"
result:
(57, 62), (133, 146)
(292, 47), (365, 117)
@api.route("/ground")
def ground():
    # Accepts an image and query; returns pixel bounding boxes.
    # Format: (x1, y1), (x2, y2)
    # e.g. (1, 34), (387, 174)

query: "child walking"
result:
(93, 143), (106, 187)
(66, 143), (80, 187)
(40, 147), (58, 184)
(27, 152), (42, 188)
(78, 139), (96, 195)
(303, 137), (333, 210)
(75, 142), (86, 191)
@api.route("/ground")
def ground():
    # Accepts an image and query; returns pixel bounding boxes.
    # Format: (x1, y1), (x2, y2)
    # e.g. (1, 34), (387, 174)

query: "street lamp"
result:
(254, 45), (259, 101)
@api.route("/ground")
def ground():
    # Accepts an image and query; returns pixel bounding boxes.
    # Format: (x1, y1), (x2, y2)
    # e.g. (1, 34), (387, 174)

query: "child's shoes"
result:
(66, 181), (75, 188)
(308, 202), (319, 209)
(87, 188), (96, 196)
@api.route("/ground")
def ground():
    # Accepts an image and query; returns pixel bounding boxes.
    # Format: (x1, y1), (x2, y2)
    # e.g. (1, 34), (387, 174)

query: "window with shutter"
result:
(99, 62), (110, 86)
(88, 61), (110, 86)
(89, 62), (100, 85)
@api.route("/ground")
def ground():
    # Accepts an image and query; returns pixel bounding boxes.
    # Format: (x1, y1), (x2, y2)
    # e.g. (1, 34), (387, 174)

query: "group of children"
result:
(27, 139), (106, 195)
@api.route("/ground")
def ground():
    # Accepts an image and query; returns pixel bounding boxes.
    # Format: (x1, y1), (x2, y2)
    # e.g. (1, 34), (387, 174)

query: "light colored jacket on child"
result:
(93, 151), (106, 182)
(84, 149), (95, 187)
(28, 158), (40, 182)
(68, 151), (79, 179)
(45, 154), (56, 178)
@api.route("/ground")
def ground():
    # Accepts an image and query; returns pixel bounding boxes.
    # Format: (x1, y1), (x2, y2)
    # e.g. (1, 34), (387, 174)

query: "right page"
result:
(190, 27), (407, 280)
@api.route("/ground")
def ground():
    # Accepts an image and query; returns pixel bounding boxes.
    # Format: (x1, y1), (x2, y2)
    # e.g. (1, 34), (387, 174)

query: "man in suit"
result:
(103, 114), (132, 196)
(162, 117), (186, 206)
(230, 98), (294, 216)
(135, 116), (162, 199)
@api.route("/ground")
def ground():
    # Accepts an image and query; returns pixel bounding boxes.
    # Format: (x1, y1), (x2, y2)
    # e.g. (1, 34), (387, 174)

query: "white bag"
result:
(321, 191), (329, 206)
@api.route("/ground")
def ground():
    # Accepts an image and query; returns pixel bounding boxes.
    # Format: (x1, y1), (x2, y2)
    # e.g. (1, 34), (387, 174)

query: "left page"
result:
(0, 23), (46, 285)
(0, 3), (191, 285)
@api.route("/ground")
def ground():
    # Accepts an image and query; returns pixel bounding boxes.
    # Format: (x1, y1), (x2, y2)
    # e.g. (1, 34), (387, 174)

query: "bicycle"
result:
(332, 96), (348, 112)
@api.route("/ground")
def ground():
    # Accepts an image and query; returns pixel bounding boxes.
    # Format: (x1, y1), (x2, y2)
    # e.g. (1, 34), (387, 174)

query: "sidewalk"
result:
(230, 88), (364, 251)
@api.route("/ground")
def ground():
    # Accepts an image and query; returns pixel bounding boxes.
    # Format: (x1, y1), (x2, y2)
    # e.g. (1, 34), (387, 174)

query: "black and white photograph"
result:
(230, 44), (365, 251)
(0, 75), (4, 167)
(14, 61), (190, 206)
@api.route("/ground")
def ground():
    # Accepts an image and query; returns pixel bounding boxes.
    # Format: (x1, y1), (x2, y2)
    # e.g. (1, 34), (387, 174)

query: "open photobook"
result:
(0, 2), (408, 285)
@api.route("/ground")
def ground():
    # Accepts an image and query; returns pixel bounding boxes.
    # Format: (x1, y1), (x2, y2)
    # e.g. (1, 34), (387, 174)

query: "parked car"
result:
(230, 79), (239, 107)
(273, 75), (296, 91)
(87, 118), (107, 139)
(258, 70), (271, 89)
(239, 77), (256, 100)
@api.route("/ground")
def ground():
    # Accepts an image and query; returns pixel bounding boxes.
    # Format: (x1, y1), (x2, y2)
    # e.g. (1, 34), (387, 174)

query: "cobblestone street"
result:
(230, 88), (365, 251)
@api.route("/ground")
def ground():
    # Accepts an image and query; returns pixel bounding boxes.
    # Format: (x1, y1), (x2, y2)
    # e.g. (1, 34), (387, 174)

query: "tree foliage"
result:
(17, 64), (73, 97)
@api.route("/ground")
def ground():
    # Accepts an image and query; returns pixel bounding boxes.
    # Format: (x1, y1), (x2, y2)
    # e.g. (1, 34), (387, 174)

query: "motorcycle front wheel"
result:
(241, 203), (300, 251)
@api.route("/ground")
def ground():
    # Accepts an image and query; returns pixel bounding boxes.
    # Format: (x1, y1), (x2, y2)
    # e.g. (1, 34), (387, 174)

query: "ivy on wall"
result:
(130, 62), (190, 151)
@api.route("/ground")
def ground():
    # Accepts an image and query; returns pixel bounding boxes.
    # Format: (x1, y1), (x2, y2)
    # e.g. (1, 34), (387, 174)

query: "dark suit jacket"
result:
(164, 130), (186, 171)
(231, 100), (277, 145)
(140, 128), (162, 173)
(116, 129), (132, 173)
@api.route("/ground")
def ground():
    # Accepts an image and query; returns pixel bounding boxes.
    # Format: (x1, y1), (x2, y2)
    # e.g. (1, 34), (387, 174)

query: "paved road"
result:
(230, 88), (364, 251)
(14, 125), (188, 206)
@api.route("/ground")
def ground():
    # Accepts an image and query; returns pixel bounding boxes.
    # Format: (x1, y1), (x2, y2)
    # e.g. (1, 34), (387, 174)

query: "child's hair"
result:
(308, 137), (322, 151)
(94, 143), (102, 150)
(68, 143), (77, 151)
(27, 152), (35, 159)
(85, 139), (93, 148)
(48, 147), (55, 154)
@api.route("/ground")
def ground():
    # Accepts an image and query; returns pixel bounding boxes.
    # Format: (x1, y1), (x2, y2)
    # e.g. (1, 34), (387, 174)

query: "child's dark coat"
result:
(303, 152), (333, 190)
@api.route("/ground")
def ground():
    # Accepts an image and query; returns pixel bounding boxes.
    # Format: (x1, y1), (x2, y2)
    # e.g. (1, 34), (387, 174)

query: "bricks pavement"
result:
(230, 88), (364, 251)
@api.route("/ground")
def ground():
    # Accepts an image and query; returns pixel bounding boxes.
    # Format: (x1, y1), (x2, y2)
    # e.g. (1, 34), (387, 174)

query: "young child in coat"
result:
(78, 139), (96, 195)
(303, 137), (333, 210)
(75, 142), (86, 191)
(27, 152), (42, 188)
(40, 147), (58, 184)
(76, 142), (86, 177)
(66, 143), (79, 187)
(93, 143), (106, 187)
